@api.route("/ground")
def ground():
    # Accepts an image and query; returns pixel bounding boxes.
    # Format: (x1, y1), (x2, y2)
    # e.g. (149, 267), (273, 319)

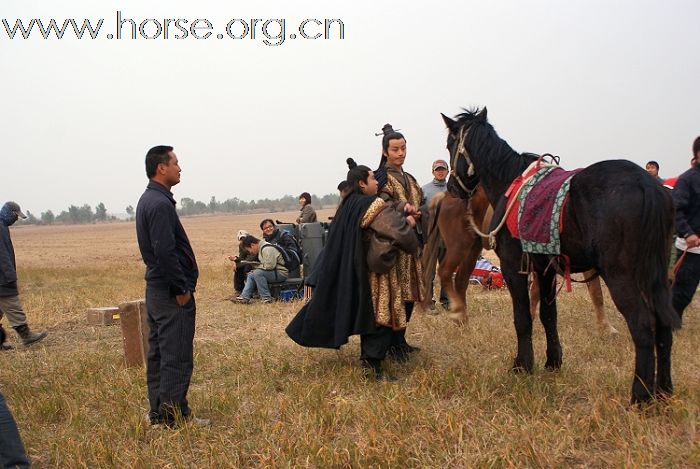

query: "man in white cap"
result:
(421, 160), (450, 311)
(422, 159), (449, 204)
(0, 201), (48, 349)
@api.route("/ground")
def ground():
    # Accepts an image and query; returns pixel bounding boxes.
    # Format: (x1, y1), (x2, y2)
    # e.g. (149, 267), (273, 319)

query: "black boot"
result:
(13, 324), (47, 346)
(0, 324), (12, 350)
(360, 358), (395, 381)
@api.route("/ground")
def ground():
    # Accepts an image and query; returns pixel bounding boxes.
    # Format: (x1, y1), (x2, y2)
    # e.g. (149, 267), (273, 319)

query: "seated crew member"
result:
(234, 235), (288, 304)
(228, 229), (258, 296)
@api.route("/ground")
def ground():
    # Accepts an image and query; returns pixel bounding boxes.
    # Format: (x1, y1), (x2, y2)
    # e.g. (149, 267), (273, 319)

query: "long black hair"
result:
(378, 123), (406, 167)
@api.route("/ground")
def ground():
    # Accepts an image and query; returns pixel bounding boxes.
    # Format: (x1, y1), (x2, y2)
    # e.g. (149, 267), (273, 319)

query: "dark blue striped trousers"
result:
(145, 287), (196, 425)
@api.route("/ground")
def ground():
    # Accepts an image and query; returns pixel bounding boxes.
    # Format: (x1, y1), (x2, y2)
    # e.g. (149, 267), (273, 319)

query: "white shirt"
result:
(675, 236), (700, 254)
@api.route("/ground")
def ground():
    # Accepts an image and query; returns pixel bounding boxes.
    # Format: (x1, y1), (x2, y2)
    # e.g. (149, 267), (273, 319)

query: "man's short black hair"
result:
(241, 235), (260, 248)
(145, 145), (174, 178)
(693, 136), (700, 158)
(259, 218), (275, 229)
(337, 180), (349, 192)
(646, 160), (659, 170)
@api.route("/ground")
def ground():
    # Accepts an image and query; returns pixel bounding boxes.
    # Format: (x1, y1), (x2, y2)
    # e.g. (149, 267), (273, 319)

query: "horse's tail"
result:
(636, 182), (680, 329)
(420, 192), (446, 308)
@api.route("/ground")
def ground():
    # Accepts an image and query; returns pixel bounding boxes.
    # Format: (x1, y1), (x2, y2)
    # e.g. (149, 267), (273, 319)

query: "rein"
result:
(466, 160), (539, 249)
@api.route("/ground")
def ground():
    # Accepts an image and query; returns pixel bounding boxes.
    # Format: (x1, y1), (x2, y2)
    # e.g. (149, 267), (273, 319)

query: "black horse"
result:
(442, 108), (679, 404)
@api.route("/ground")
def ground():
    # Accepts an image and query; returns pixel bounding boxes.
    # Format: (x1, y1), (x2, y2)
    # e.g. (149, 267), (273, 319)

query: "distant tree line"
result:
(18, 194), (339, 226)
(18, 202), (112, 226)
(180, 193), (339, 217)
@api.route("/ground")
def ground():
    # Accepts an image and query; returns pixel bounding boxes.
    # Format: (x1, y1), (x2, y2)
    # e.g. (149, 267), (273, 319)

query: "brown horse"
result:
(421, 189), (490, 322)
(422, 187), (619, 335)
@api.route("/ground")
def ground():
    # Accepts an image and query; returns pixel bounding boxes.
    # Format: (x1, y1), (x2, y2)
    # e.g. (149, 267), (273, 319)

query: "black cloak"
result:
(285, 193), (378, 348)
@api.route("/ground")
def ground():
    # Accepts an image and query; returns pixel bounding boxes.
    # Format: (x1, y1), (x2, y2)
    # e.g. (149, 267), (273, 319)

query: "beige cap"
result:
(432, 159), (448, 170)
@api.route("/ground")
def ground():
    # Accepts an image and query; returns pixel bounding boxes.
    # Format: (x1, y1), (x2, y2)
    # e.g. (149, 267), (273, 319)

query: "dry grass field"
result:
(2, 209), (699, 467)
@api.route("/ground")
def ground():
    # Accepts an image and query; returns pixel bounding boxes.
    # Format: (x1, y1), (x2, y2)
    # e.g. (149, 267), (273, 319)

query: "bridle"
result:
(449, 125), (480, 197)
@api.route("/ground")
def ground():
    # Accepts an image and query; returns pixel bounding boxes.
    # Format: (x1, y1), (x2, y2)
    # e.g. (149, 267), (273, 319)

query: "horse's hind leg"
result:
(529, 274), (539, 320)
(537, 270), (562, 370)
(655, 323), (673, 397)
(604, 277), (656, 403)
(585, 272), (618, 335)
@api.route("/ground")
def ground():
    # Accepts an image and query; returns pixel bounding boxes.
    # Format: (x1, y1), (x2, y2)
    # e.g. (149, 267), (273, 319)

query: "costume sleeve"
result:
(673, 177), (694, 237)
(147, 203), (188, 294)
(362, 199), (418, 255)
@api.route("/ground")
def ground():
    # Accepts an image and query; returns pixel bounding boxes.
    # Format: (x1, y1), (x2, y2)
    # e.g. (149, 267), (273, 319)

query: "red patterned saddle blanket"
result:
(505, 160), (582, 255)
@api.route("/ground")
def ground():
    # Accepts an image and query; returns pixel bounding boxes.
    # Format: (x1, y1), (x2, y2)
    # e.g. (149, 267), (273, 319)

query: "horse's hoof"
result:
(544, 360), (562, 371)
(447, 312), (467, 325)
(511, 360), (533, 374)
(631, 392), (654, 406)
(599, 324), (619, 335)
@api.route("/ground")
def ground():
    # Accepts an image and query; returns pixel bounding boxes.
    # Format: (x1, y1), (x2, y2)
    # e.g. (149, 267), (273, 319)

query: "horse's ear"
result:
(441, 113), (456, 130)
(477, 107), (488, 121)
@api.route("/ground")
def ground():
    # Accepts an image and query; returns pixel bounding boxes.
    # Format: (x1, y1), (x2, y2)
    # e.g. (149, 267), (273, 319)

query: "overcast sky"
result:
(2, 0), (698, 215)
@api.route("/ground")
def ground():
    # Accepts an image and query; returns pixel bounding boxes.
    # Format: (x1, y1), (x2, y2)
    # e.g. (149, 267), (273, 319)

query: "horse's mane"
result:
(455, 109), (537, 183)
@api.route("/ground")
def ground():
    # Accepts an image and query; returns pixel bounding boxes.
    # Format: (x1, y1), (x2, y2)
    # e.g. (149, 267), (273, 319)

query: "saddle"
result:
(505, 159), (582, 255)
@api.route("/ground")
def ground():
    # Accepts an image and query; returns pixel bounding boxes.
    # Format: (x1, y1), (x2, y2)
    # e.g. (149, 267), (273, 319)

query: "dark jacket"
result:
(0, 223), (18, 296)
(673, 167), (700, 238)
(136, 181), (198, 296)
(286, 193), (377, 349)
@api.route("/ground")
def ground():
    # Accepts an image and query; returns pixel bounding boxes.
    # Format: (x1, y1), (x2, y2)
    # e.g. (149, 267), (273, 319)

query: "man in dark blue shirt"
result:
(0, 201), (48, 349)
(136, 145), (206, 427)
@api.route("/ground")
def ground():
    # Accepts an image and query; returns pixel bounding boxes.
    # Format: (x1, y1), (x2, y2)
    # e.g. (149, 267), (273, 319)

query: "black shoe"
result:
(0, 325), (12, 350)
(361, 358), (396, 381)
(386, 345), (409, 363)
(405, 344), (421, 353)
(13, 324), (47, 346)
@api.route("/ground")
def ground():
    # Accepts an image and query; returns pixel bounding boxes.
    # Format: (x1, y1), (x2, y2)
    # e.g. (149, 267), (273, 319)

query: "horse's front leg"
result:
(440, 268), (465, 322)
(502, 262), (534, 373)
(537, 270), (562, 370)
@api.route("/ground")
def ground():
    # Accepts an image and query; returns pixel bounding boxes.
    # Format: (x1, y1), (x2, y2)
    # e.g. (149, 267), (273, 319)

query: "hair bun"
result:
(381, 124), (394, 135)
(346, 157), (357, 170)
